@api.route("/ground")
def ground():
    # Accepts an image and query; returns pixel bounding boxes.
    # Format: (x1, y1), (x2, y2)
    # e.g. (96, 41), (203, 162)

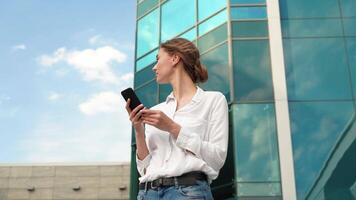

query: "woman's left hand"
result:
(140, 109), (181, 138)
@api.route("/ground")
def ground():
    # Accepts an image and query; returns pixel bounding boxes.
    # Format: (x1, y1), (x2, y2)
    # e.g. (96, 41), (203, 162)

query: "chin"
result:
(156, 79), (168, 84)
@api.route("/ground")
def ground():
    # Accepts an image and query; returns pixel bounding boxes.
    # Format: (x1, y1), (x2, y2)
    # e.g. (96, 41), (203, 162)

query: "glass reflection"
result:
(283, 38), (353, 101)
(344, 19), (356, 37)
(161, 0), (196, 42)
(281, 19), (343, 38)
(136, 9), (159, 58)
(200, 42), (230, 102)
(231, 7), (267, 20)
(197, 23), (227, 53)
(232, 21), (268, 38)
(178, 27), (197, 41)
(198, 0), (226, 21)
(279, 0), (340, 19)
(230, 0), (265, 4)
(232, 104), (281, 197)
(158, 84), (172, 102)
(233, 40), (274, 102)
(340, 0), (356, 18)
(135, 80), (158, 108)
(289, 102), (355, 199)
(137, 0), (158, 18)
(198, 9), (227, 36)
(136, 49), (158, 72)
(134, 62), (156, 88)
(347, 38), (356, 99)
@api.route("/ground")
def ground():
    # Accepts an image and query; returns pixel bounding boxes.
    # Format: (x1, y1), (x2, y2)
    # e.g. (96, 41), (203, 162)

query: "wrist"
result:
(170, 122), (181, 139)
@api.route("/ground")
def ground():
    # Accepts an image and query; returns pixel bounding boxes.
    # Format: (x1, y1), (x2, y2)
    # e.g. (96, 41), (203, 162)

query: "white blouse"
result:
(136, 86), (229, 184)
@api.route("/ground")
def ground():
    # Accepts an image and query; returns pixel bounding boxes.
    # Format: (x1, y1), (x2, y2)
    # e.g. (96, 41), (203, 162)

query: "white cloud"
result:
(19, 111), (132, 162)
(38, 47), (67, 66)
(79, 91), (122, 116)
(89, 34), (102, 45)
(48, 92), (62, 101)
(37, 46), (127, 84)
(12, 44), (27, 51)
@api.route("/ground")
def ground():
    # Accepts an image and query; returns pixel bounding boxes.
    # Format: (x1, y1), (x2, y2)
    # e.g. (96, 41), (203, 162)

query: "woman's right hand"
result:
(125, 98), (146, 131)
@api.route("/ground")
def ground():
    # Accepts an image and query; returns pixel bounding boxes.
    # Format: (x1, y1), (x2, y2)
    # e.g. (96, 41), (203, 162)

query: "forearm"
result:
(135, 129), (149, 160)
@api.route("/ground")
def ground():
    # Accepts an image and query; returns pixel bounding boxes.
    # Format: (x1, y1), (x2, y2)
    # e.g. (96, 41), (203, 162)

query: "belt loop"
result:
(144, 181), (148, 193)
(174, 177), (179, 187)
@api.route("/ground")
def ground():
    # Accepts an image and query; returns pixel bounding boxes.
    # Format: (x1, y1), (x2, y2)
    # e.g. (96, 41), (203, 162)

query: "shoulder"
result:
(203, 90), (226, 103)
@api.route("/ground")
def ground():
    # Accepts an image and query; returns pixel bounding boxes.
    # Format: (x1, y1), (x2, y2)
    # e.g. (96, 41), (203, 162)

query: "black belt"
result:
(139, 171), (207, 190)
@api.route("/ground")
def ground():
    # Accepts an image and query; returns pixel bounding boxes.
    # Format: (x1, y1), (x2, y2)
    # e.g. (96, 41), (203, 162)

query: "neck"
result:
(170, 67), (197, 102)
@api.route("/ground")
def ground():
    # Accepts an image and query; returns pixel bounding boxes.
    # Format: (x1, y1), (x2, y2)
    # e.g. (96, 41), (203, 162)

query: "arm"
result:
(174, 95), (229, 172)
(135, 125), (151, 176)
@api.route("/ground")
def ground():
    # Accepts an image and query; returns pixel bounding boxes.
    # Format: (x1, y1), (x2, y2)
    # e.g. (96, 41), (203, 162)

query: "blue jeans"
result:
(137, 180), (214, 200)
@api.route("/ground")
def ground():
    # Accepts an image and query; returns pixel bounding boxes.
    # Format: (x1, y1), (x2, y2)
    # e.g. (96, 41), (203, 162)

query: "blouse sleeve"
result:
(175, 94), (229, 172)
(136, 153), (151, 177)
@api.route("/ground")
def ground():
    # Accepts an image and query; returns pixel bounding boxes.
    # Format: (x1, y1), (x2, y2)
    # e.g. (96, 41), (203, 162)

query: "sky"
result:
(0, 1), (136, 163)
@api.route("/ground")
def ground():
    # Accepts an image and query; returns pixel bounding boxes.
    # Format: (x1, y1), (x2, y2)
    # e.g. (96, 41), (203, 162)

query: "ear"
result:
(171, 54), (180, 66)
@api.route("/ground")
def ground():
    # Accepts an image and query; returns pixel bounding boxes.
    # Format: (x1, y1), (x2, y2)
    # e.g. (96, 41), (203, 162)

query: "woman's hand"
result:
(125, 98), (146, 132)
(140, 109), (181, 138)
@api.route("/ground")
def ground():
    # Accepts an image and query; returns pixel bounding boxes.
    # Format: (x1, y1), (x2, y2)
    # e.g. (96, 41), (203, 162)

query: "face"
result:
(152, 48), (179, 84)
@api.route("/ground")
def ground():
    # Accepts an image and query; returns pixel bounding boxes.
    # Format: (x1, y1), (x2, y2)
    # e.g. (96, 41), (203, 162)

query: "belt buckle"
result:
(151, 178), (163, 189)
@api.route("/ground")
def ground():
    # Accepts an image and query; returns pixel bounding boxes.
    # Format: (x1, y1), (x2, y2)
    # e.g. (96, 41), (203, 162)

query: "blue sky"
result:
(0, 1), (136, 163)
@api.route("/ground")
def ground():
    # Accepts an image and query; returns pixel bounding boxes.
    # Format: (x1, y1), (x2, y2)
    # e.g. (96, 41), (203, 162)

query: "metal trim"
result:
(266, 0), (297, 199)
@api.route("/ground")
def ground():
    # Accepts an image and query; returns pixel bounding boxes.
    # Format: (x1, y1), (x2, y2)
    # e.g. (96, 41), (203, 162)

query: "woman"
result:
(125, 38), (229, 200)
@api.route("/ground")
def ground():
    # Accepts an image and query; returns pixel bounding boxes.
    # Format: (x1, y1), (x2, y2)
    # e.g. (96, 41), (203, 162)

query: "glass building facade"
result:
(130, 0), (356, 199)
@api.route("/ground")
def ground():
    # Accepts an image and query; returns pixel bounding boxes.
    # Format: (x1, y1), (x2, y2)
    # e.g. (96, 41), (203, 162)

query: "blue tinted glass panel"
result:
(281, 19), (343, 38)
(135, 80), (158, 108)
(178, 27), (197, 41)
(200, 43), (230, 102)
(231, 0), (265, 3)
(198, 9), (227, 36)
(136, 49), (158, 72)
(137, 0), (158, 18)
(347, 38), (356, 99)
(279, 0), (340, 18)
(231, 7), (267, 20)
(136, 9), (159, 58)
(344, 18), (356, 36)
(197, 23), (227, 53)
(340, 0), (356, 17)
(198, 0), (226, 21)
(161, 0), (196, 42)
(232, 104), (281, 182)
(237, 182), (281, 196)
(232, 21), (268, 37)
(233, 40), (274, 102)
(135, 63), (155, 88)
(283, 38), (353, 101)
(289, 102), (355, 199)
(158, 84), (172, 102)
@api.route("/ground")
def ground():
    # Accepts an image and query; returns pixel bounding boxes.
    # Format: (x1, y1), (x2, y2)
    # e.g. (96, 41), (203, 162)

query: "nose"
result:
(152, 63), (157, 73)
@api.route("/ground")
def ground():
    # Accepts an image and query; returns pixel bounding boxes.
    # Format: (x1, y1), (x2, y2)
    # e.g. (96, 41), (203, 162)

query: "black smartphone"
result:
(121, 87), (143, 111)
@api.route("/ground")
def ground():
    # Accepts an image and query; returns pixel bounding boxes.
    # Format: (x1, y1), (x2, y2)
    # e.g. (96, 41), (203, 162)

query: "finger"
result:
(141, 109), (159, 115)
(130, 104), (144, 120)
(125, 99), (132, 113)
(132, 109), (144, 122)
(142, 118), (156, 126)
(130, 104), (144, 116)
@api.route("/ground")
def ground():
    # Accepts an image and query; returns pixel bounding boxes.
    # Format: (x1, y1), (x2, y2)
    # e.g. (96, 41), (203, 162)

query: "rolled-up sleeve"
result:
(136, 153), (151, 176)
(175, 94), (229, 172)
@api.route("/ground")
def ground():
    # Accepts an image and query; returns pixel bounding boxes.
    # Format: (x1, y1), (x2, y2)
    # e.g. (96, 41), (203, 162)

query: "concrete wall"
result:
(0, 163), (130, 200)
